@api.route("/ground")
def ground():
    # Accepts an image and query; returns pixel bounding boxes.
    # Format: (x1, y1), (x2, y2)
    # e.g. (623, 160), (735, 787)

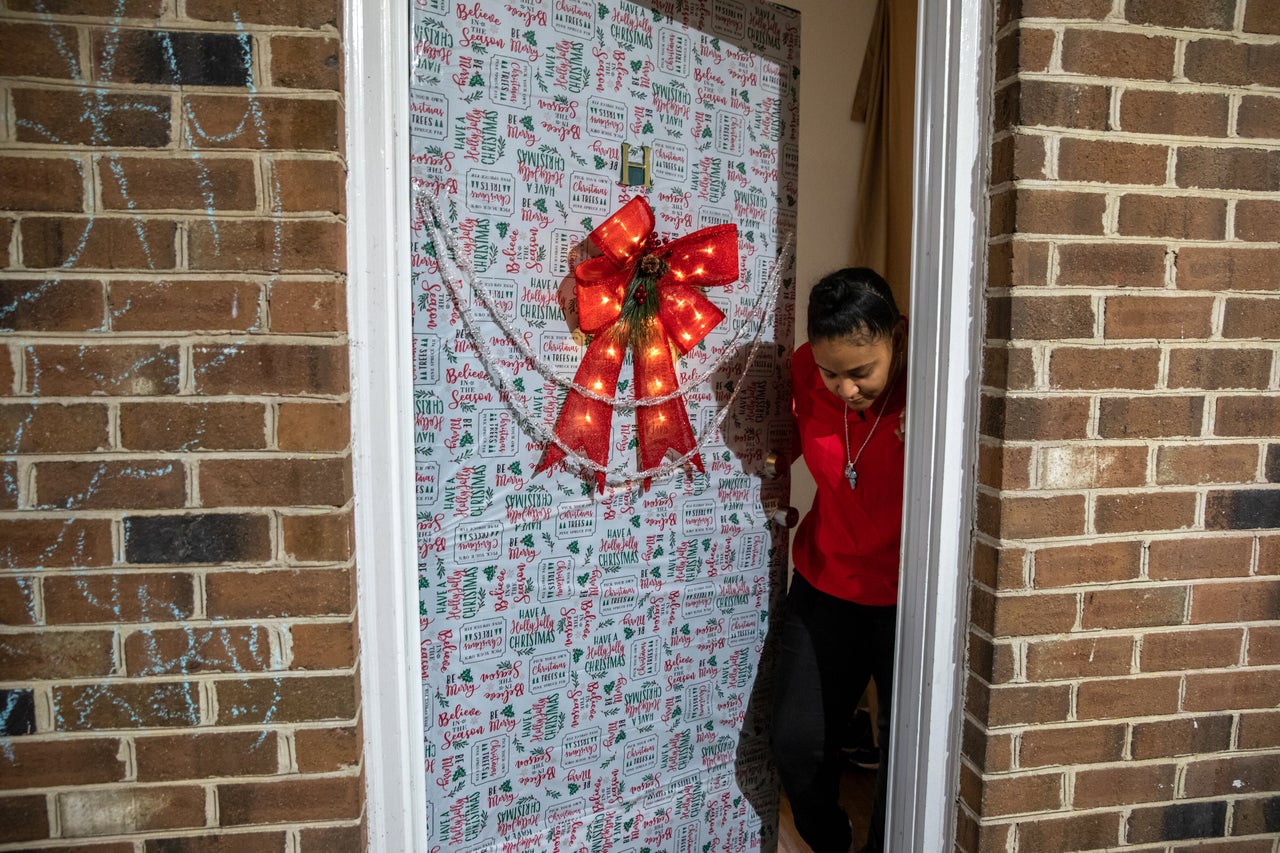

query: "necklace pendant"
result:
(845, 463), (858, 490)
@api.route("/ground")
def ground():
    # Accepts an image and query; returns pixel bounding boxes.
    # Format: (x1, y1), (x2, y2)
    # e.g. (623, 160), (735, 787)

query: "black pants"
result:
(771, 573), (897, 853)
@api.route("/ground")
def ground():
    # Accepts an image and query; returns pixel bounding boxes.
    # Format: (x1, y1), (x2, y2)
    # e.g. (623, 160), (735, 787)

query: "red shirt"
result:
(790, 342), (907, 606)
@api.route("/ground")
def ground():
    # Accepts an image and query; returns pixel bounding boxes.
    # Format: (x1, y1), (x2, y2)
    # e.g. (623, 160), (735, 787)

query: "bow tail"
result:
(536, 329), (628, 492)
(634, 334), (702, 490)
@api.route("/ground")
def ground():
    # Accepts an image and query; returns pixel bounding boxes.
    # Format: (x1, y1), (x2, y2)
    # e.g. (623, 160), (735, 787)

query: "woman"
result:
(772, 267), (907, 853)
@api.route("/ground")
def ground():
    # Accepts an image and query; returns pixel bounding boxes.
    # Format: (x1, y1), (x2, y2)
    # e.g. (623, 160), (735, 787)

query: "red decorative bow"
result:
(537, 196), (739, 491)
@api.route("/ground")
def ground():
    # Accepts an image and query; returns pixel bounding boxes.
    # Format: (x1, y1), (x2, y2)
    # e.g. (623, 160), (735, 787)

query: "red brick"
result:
(1233, 797), (1280, 838)
(1131, 714), (1232, 759)
(143, 833), (287, 853)
(1049, 346), (1161, 390)
(1127, 0), (1235, 29)
(1178, 247), (1280, 292)
(214, 674), (357, 724)
(1082, 584), (1187, 629)
(1033, 540), (1141, 588)
(25, 344), (180, 396)
(0, 403), (109, 453)
(192, 343), (347, 395)
(0, 156), (85, 212)
(0, 629), (115, 680)
(1189, 579), (1280, 624)
(1037, 444), (1147, 489)
(1098, 396), (1204, 439)
(186, 0), (340, 28)
(135, 730), (278, 781)
(270, 35), (341, 90)
(0, 576), (38, 626)
(0, 793), (49, 843)
(1073, 763), (1176, 809)
(986, 683), (1071, 727)
(0, 279), (103, 331)
(0, 738), (124, 790)
(981, 395), (1092, 441)
(979, 443), (1032, 491)
(290, 622), (357, 670)
(962, 717), (1013, 773)
(1245, 0), (1280, 34)
(125, 625), (274, 676)
(978, 492), (1087, 540)
(1172, 347), (1274, 390)
(1016, 811), (1121, 851)
(1094, 492), (1197, 534)
(276, 401), (349, 451)
(987, 240), (1051, 288)
(1238, 710), (1280, 748)
(298, 825), (363, 852)
(1026, 635), (1133, 680)
(1057, 242), (1168, 288)
(282, 510), (353, 563)
(0, 517), (114, 569)
(188, 219), (344, 273)
(1184, 38), (1280, 88)
(1238, 95), (1280, 140)
(184, 95), (340, 151)
(1156, 443), (1259, 487)
(44, 573), (196, 624)
(1058, 138), (1167, 186)
(1014, 189), (1107, 235)
(1215, 396), (1280, 437)
(108, 279), (262, 332)
(1013, 79), (1110, 131)
(1223, 297), (1280, 339)
(120, 401), (268, 451)
(0, 21), (82, 80)
(270, 159), (344, 216)
(1177, 146), (1280, 193)
(991, 132), (1048, 184)
(993, 591), (1079, 637)
(35, 459), (186, 510)
(1076, 675), (1181, 719)
(1249, 625), (1280, 665)
(199, 457), (351, 508)
(1142, 627), (1243, 672)
(219, 775), (361, 826)
(295, 723), (360, 772)
(977, 770), (1063, 817)
(53, 681), (201, 730)
(987, 294), (1094, 341)
(13, 88), (171, 148)
(1060, 29), (1174, 80)
(266, 278), (346, 332)
(0, 219), (12, 268)
(1117, 194), (1226, 240)
(21, 216), (177, 270)
(995, 27), (1055, 82)
(1148, 536), (1254, 579)
(99, 156), (257, 211)
(55, 786), (205, 836)
(1121, 89), (1228, 137)
(9, 0), (162, 14)
(207, 568), (353, 620)
(1106, 295), (1215, 341)
(1019, 723), (1125, 768)
(971, 542), (1026, 591)
(1262, 536), (1280, 575)
(1183, 753), (1280, 797)
(1236, 198), (1280, 243)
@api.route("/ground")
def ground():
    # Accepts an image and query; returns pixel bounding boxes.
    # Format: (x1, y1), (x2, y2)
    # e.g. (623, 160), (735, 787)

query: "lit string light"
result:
(414, 189), (795, 489)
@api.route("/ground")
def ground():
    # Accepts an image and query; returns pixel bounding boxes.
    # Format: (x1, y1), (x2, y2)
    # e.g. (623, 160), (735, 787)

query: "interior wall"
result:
(786, 0), (878, 533)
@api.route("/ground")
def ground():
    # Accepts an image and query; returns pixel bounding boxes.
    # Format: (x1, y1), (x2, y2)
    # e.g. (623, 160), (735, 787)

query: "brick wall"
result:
(960, 0), (1280, 850)
(0, 1), (362, 850)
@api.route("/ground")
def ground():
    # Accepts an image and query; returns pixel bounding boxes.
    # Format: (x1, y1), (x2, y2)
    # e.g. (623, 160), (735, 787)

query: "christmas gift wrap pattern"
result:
(410, 1), (799, 850)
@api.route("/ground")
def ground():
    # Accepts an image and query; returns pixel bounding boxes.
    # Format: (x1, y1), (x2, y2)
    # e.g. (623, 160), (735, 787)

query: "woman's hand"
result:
(895, 409), (906, 442)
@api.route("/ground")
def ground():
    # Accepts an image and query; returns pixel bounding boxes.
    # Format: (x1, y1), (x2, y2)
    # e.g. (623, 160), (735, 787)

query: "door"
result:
(407, 1), (801, 850)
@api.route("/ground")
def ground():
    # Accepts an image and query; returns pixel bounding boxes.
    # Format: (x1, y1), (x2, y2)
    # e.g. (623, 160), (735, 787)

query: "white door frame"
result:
(887, 0), (991, 849)
(345, 0), (990, 849)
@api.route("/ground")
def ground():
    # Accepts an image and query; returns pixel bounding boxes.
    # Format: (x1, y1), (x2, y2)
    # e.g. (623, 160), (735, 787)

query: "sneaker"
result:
(848, 745), (880, 770)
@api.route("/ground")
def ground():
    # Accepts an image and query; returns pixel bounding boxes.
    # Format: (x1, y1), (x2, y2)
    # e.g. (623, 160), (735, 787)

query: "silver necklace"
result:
(842, 372), (899, 490)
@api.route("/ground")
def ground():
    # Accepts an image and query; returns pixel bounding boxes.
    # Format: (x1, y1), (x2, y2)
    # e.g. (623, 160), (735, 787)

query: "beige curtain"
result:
(850, 0), (917, 311)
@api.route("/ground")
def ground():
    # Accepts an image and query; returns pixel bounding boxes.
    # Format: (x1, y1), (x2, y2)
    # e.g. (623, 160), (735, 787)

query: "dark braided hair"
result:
(806, 267), (900, 343)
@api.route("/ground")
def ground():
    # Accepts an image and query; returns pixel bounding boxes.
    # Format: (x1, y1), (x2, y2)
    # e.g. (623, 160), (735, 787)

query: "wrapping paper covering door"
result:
(409, 1), (799, 850)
